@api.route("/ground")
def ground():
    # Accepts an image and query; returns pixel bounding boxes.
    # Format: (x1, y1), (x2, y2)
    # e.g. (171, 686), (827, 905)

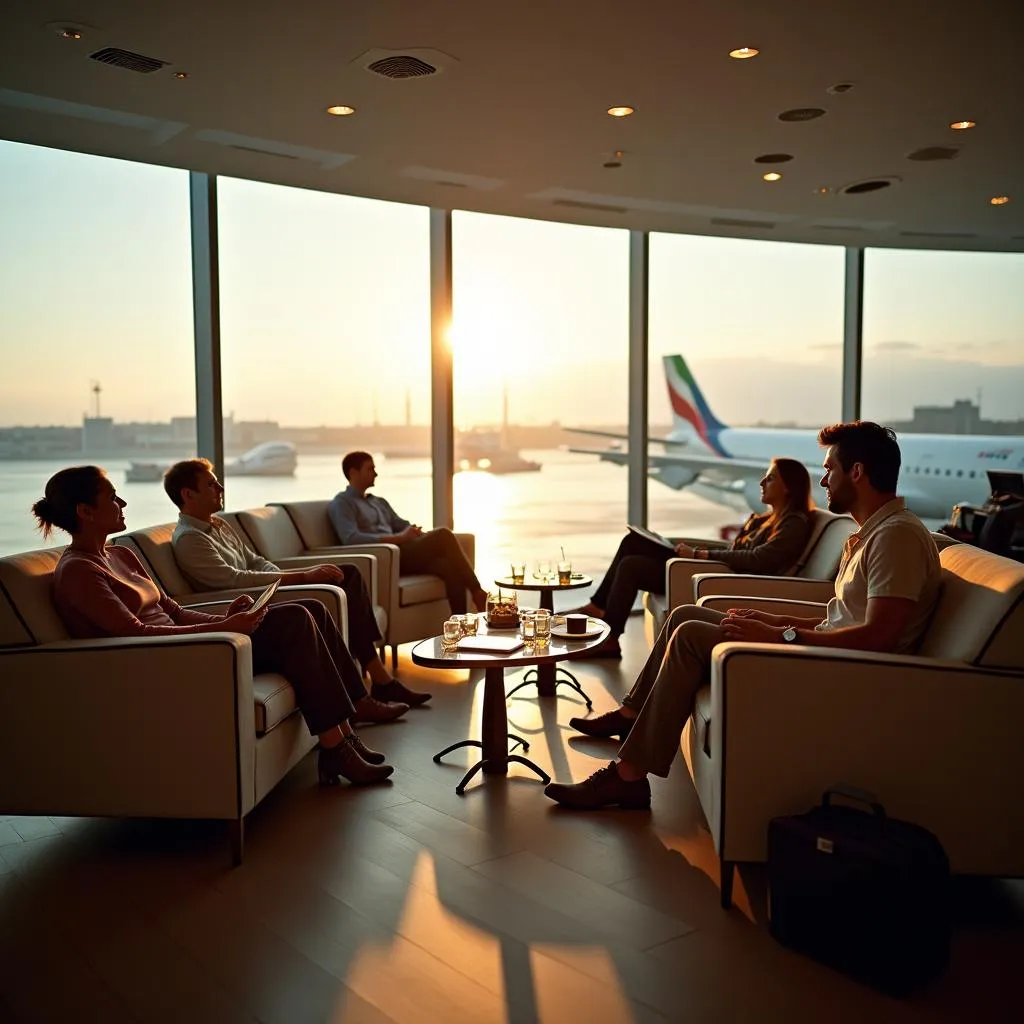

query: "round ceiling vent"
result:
(754, 153), (793, 164)
(826, 82), (855, 95)
(840, 177), (900, 195)
(907, 146), (961, 161)
(367, 55), (437, 79)
(778, 107), (827, 122)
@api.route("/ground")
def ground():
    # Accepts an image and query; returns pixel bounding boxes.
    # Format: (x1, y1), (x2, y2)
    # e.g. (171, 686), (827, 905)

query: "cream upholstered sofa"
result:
(251, 501), (476, 667)
(0, 546), (351, 864)
(114, 520), (384, 637)
(644, 509), (858, 636)
(680, 542), (1024, 907)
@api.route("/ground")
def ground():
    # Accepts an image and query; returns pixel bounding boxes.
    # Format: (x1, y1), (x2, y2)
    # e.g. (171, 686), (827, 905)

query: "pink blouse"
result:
(53, 545), (222, 639)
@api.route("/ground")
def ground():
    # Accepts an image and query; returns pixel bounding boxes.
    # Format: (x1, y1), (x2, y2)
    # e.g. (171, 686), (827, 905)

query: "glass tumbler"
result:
(533, 609), (551, 645)
(520, 610), (537, 645)
(442, 618), (463, 649)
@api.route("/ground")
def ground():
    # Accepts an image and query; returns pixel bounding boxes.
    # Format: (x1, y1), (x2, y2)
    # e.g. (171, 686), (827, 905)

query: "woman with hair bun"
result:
(34, 465), (394, 787)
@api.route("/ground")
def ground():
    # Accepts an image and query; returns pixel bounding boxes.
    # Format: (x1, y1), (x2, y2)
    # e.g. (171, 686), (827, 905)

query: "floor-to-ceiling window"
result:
(648, 233), (845, 536)
(862, 247), (1024, 516)
(0, 141), (195, 555)
(451, 212), (630, 589)
(216, 179), (433, 524)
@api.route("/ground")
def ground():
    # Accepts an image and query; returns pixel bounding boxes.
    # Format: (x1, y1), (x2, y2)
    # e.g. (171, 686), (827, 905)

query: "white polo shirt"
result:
(816, 497), (942, 653)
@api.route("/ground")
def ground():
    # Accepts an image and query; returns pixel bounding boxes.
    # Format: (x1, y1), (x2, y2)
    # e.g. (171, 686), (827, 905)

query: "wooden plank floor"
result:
(1, 614), (1021, 1023)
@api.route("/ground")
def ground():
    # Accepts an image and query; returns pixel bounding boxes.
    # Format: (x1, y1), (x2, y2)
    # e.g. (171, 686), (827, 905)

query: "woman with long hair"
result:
(577, 457), (815, 657)
(33, 465), (394, 787)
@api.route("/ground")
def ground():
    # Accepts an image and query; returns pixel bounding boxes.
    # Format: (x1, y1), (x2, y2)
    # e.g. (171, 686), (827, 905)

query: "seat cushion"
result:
(253, 673), (299, 735)
(399, 573), (447, 606)
(693, 685), (713, 758)
(0, 547), (69, 646)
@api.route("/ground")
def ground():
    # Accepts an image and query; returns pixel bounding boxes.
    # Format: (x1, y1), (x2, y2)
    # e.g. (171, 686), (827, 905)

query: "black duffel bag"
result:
(768, 785), (950, 995)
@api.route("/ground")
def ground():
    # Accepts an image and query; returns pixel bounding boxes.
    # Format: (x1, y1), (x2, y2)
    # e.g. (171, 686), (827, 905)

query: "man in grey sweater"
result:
(164, 459), (430, 716)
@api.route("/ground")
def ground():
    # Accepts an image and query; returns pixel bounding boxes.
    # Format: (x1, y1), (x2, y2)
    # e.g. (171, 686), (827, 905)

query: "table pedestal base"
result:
(505, 660), (593, 707)
(433, 666), (551, 794)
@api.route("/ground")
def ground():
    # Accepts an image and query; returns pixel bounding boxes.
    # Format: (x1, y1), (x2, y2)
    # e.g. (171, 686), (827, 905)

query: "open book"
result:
(456, 635), (525, 654)
(249, 578), (280, 612)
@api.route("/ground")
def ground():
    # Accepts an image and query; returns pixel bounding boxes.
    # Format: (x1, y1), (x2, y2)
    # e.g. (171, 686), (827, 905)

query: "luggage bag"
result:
(768, 785), (950, 995)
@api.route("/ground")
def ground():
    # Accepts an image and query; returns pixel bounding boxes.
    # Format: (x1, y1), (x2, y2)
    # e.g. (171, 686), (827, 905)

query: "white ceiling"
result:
(1, 0), (1022, 251)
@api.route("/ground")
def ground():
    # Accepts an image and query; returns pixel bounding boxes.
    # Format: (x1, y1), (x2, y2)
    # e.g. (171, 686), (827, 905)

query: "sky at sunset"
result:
(2, 140), (1022, 432)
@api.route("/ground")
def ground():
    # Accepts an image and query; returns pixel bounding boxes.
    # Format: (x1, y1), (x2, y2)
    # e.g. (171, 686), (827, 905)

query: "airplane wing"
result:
(565, 428), (688, 447)
(567, 446), (768, 480)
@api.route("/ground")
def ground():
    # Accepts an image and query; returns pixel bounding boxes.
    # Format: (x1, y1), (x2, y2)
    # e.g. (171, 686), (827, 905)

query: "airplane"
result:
(568, 354), (1024, 520)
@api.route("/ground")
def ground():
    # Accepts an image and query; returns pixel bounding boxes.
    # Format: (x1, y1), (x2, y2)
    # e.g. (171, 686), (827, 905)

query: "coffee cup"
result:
(565, 613), (588, 635)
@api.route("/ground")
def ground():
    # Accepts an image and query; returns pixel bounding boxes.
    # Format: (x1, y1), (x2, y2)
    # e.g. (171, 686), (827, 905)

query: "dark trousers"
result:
(250, 599), (366, 736)
(591, 531), (674, 639)
(337, 562), (383, 670)
(398, 528), (481, 614)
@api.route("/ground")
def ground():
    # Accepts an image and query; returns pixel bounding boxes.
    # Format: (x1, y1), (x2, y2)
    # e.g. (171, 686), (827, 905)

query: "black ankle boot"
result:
(318, 736), (394, 786)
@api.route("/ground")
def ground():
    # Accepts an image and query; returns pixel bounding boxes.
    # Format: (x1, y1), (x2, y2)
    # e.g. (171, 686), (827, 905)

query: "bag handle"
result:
(822, 784), (886, 817)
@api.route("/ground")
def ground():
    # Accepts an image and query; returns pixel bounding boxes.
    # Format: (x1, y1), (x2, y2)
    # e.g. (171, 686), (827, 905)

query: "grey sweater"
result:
(172, 513), (282, 590)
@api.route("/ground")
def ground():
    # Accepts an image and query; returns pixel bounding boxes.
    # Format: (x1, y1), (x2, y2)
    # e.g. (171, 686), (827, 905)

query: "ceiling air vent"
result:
(907, 146), (960, 161)
(552, 199), (627, 214)
(367, 55), (437, 79)
(778, 107), (827, 122)
(754, 153), (793, 164)
(88, 47), (168, 74)
(840, 178), (897, 195)
(710, 217), (776, 229)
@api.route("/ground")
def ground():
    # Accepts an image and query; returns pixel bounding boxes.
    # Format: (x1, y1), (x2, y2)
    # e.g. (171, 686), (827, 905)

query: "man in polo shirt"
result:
(545, 420), (942, 810)
(165, 458), (431, 717)
(329, 451), (488, 615)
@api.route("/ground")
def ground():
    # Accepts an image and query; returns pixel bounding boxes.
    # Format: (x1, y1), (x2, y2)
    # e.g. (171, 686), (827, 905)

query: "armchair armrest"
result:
(187, 584), (348, 641)
(666, 558), (732, 610)
(272, 552), (378, 607)
(322, 543), (400, 622)
(0, 634), (258, 820)
(669, 536), (730, 550)
(693, 573), (835, 604)
(707, 643), (1024, 873)
(696, 596), (828, 619)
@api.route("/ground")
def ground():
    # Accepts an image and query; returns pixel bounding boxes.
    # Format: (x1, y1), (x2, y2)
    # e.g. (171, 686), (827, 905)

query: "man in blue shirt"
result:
(329, 451), (487, 615)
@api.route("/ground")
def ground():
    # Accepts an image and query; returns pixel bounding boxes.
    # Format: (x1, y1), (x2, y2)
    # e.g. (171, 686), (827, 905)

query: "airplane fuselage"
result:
(709, 427), (1024, 519)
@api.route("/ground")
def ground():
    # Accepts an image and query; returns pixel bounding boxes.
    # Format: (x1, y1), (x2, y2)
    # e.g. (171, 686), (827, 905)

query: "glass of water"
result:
(520, 610), (537, 645)
(534, 559), (552, 582)
(533, 608), (551, 645)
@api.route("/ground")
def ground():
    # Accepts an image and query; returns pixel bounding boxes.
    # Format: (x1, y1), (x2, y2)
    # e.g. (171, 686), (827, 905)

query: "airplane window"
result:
(970, 471), (976, 478)
(945, 469), (951, 476)
(957, 470), (963, 477)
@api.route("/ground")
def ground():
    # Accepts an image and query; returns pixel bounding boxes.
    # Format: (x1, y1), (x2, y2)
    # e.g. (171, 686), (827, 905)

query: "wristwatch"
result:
(782, 625), (798, 643)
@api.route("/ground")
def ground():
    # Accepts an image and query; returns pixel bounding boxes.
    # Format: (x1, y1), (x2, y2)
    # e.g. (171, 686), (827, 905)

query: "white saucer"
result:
(550, 617), (604, 639)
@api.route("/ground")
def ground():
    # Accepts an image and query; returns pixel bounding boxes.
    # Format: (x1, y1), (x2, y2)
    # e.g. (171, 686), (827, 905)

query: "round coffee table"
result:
(493, 574), (595, 703)
(411, 621), (610, 795)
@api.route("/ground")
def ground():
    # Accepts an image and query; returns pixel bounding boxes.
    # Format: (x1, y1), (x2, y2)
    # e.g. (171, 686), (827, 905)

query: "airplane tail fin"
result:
(662, 354), (728, 455)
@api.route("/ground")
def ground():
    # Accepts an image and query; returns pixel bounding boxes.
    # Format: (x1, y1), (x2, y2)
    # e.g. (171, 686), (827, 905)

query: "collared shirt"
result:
(172, 512), (282, 590)
(328, 485), (410, 545)
(816, 497), (942, 653)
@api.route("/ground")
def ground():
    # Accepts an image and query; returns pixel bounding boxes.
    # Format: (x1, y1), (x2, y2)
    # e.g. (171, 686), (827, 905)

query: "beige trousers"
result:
(618, 604), (726, 777)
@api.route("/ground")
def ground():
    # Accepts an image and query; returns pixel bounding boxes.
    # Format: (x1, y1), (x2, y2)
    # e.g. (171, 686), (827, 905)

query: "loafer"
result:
(372, 678), (432, 707)
(318, 736), (394, 786)
(348, 732), (387, 765)
(351, 695), (409, 724)
(544, 762), (651, 810)
(569, 707), (635, 740)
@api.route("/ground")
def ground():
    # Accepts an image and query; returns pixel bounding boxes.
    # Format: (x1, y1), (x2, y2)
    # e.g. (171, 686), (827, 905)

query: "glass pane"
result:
(451, 212), (629, 590)
(217, 179), (432, 524)
(0, 142), (194, 555)
(863, 247), (1024, 515)
(648, 233), (845, 538)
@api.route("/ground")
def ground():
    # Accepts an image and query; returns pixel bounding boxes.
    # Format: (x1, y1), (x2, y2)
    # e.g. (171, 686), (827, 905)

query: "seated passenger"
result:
(164, 458), (429, 710)
(33, 466), (394, 787)
(576, 458), (815, 658)
(545, 422), (942, 810)
(329, 450), (487, 614)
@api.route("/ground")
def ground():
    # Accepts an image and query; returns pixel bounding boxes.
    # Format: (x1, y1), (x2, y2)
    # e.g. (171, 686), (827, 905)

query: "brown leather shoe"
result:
(569, 708), (635, 740)
(348, 732), (386, 765)
(372, 678), (432, 707)
(544, 762), (650, 810)
(351, 695), (409, 724)
(318, 736), (394, 786)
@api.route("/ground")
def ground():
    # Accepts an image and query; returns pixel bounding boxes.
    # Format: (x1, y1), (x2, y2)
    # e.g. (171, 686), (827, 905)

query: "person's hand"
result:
(226, 594), (254, 616)
(398, 524), (422, 543)
(302, 564), (345, 585)
(220, 606), (269, 635)
(725, 607), (761, 620)
(673, 541), (695, 557)
(719, 615), (783, 643)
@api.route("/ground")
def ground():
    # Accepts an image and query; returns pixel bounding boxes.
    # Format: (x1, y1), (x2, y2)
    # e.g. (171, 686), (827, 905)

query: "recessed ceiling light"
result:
(60, 27), (82, 40)
(326, 105), (356, 117)
(606, 105), (635, 118)
(173, 71), (188, 80)
(814, 186), (831, 195)
(729, 46), (759, 59)
(990, 195), (1010, 206)
(762, 172), (783, 182)
(949, 120), (976, 130)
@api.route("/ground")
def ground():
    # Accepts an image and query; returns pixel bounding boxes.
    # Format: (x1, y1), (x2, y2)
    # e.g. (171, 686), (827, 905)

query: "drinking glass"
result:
(533, 609), (551, 646)
(442, 618), (463, 649)
(461, 612), (479, 636)
(510, 562), (526, 585)
(557, 560), (572, 586)
(534, 559), (552, 582)
(520, 610), (537, 645)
